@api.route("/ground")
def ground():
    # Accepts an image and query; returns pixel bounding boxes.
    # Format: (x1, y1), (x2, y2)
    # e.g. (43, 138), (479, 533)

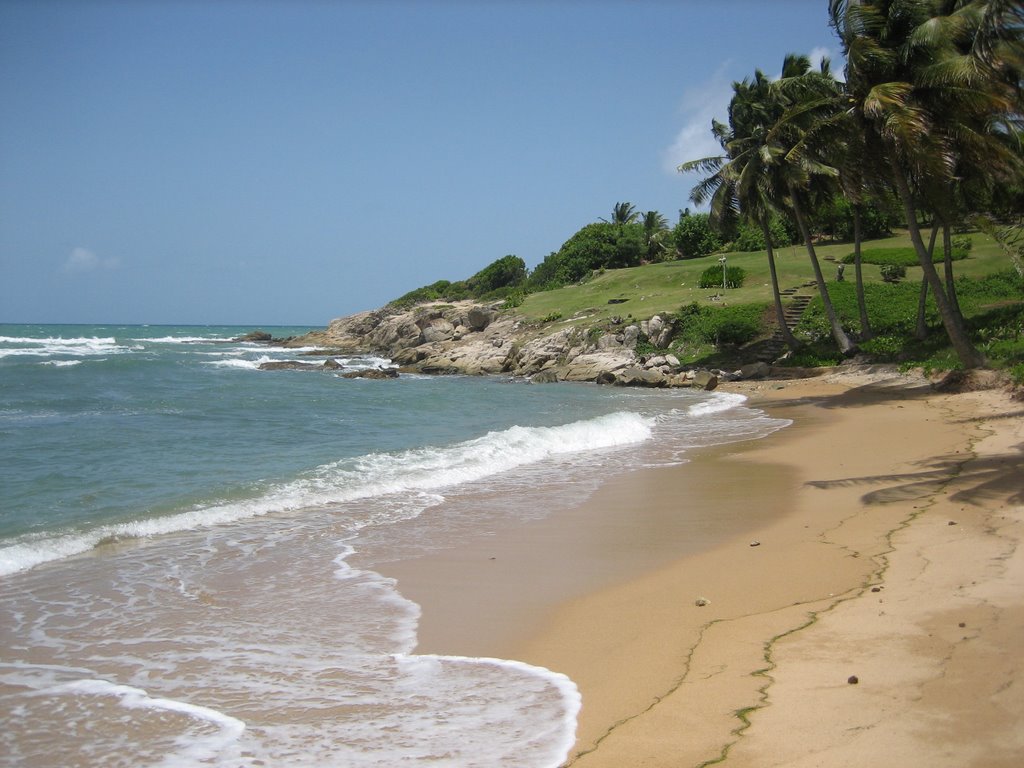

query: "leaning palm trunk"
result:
(889, 158), (986, 368)
(852, 204), (872, 340)
(916, 223), (940, 340)
(761, 216), (800, 350)
(942, 223), (963, 321)
(789, 187), (857, 356)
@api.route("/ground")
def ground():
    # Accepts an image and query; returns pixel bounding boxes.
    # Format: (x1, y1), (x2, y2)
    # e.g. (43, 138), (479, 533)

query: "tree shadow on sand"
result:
(764, 378), (943, 411)
(765, 378), (1024, 506)
(805, 447), (1024, 507)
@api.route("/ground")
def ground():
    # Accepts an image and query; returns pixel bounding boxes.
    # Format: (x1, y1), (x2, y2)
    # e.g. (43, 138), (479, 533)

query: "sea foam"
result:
(0, 410), (653, 576)
(0, 335), (130, 359)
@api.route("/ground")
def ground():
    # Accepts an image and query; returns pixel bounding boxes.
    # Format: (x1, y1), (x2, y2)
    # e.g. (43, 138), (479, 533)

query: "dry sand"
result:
(383, 368), (1024, 767)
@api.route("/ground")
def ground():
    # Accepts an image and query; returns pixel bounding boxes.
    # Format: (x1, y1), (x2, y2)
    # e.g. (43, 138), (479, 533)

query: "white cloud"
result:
(665, 43), (844, 204)
(808, 45), (833, 70)
(62, 247), (120, 274)
(663, 62), (735, 211)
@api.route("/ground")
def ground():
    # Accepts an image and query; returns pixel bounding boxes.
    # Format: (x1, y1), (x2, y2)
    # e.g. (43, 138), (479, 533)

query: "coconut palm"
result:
(603, 201), (639, 226)
(679, 70), (800, 351)
(641, 210), (670, 260)
(767, 53), (859, 355)
(829, 0), (1023, 368)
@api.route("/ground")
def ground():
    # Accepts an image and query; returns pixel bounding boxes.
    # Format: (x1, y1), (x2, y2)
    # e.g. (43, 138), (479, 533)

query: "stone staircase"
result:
(746, 282), (815, 362)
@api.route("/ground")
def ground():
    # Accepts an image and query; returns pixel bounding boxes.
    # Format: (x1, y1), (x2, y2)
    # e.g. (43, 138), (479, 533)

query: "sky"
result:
(1, 0), (840, 326)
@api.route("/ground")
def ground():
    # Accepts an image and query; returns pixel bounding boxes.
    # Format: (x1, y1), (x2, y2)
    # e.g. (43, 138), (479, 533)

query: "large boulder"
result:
(642, 315), (674, 349)
(341, 367), (400, 380)
(560, 351), (634, 382)
(693, 370), (719, 390)
(740, 361), (770, 380)
(615, 366), (668, 387)
(420, 318), (455, 344)
(530, 369), (560, 384)
(467, 306), (498, 332)
(258, 360), (321, 371)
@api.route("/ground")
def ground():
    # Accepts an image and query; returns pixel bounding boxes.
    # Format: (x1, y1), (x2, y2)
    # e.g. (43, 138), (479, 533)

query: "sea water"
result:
(0, 324), (789, 766)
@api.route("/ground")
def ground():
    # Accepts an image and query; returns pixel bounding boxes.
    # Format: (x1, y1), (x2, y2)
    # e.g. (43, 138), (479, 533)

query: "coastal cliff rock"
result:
(286, 303), (726, 388)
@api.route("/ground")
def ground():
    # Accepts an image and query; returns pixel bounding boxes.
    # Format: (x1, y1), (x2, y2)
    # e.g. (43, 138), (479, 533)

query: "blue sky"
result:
(1, 0), (838, 326)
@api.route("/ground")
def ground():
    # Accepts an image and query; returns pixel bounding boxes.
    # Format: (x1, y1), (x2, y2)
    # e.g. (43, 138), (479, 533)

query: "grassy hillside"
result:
(515, 229), (1008, 327)
(512, 229), (1022, 381)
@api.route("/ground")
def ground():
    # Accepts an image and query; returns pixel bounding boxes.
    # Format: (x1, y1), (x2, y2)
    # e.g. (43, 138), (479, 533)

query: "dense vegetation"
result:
(390, 254), (528, 308)
(680, 0), (1023, 367)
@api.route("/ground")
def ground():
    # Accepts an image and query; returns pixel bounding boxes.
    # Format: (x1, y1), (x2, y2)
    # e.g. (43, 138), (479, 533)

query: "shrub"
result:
(675, 302), (765, 346)
(390, 254), (528, 308)
(698, 264), (746, 289)
(527, 222), (645, 291)
(880, 263), (907, 283)
(502, 289), (525, 309)
(952, 235), (973, 253)
(468, 254), (527, 295)
(672, 211), (722, 259)
(728, 215), (796, 252)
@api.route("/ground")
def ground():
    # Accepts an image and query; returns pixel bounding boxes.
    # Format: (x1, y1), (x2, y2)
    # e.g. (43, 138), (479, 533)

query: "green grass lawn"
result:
(516, 229), (1008, 327)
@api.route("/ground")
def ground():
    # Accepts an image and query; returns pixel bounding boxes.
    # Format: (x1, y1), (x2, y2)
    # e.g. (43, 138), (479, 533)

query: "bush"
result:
(728, 215), (796, 252)
(675, 302), (765, 346)
(672, 211), (722, 259)
(468, 254), (527, 295)
(880, 263), (907, 283)
(390, 254), (528, 308)
(527, 222), (645, 291)
(390, 279), (470, 309)
(698, 264), (746, 289)
(952, 235), (973, 253)
(502, 289), (526, 309)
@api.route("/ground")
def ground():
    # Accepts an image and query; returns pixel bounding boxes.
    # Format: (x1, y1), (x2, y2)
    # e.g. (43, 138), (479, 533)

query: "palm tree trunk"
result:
(915, 223), (939, 340)
(852, 204), (873, 340)
(942, 223), (963, 320)
(915, 279), (930, 340)
(761, 215), (800, 350)
(888, 156), (986, 368)
(789, 187), (857, 356)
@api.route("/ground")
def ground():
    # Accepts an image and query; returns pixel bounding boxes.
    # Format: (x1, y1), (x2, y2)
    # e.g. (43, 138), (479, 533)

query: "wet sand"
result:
(382, 368), (1024, 767)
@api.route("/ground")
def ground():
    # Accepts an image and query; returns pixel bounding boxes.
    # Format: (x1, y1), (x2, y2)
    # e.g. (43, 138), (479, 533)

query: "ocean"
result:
(0, 324), (790, 767)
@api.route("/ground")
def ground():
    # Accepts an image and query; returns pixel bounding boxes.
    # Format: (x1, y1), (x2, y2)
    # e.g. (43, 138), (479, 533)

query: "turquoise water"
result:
(0, 324), (789, 766)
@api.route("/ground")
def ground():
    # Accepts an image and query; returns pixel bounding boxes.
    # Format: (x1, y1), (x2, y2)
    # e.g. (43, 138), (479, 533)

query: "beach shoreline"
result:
(381, 368), (1024, 766)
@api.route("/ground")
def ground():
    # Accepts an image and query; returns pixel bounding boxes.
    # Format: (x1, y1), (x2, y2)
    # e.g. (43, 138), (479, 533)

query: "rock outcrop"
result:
(286, 302), (751, 389)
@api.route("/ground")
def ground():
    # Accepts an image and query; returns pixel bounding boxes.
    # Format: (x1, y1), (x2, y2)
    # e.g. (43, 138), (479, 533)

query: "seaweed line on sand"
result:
(695, 395), (979, 767)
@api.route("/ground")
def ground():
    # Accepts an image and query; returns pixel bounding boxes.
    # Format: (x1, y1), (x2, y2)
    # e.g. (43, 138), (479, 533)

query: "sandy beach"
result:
(382, 367), (1024, 767)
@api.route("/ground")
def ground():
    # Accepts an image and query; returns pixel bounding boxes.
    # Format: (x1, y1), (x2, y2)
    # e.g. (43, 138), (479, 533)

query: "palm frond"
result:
(678, 155), (726, 175)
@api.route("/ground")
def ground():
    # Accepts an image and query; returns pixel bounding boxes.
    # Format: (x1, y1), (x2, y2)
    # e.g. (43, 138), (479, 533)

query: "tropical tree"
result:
(679, 69), (801, 350)
(641, 210), (671, 260)
(829, 0), (1024, 368)
(766, 53), (859, 355)
(603, 201), (639, 226)
(671, 210), (722, 259)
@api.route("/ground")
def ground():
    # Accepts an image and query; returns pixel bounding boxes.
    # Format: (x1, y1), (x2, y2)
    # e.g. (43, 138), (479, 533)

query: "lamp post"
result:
(718, 256), (727, 291)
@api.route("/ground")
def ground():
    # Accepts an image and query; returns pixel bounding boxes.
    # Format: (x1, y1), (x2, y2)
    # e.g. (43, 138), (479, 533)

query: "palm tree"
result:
(603, 202), (639, 226)
(829, 0), (1022, 368)
(679, 70), (800, 351)
(641, 210), (670, 261)
(768, 53), (859, 355)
